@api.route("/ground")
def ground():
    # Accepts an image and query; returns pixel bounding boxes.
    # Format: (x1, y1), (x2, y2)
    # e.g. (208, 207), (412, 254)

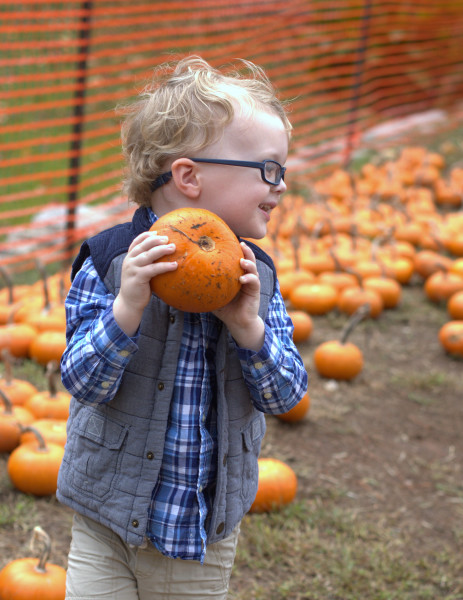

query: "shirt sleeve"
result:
(60, 256), (139, 405)
(235, 280), (308, 415)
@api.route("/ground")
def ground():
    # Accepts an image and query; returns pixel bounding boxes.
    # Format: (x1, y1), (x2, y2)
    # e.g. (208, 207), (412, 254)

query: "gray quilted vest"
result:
(57, 208), (276, 547)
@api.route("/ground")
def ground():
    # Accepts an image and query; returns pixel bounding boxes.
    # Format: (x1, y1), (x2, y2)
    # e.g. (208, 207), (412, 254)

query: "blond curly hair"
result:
(119, 56), (292, 207)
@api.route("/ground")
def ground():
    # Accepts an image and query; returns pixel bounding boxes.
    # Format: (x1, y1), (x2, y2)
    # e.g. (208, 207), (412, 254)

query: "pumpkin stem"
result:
(340, 303), (370, 345)
(18, 424), (48, 452)
(344, 266), (363, 287)
(169, 226), (216, 252)
(0, 265), (14, 305)
(46, 360), (59, 397)
(0, 386), (13, 414)
(350, 222), (358, 251)
(432, 261), (449, 274)
(427, 222), (446, 253)
(35, 258), (51, 312)
(30, 526), (52, 573)
(292, 221), (301, 270)
(328, 248), (343, 273)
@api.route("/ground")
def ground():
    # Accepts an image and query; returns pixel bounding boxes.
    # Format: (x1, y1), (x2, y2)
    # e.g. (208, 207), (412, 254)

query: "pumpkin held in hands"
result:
(150, 208), (244, 312)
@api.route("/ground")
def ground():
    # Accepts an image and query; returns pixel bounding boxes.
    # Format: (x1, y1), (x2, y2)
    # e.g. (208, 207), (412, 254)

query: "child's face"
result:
(193, 107), (289, 239)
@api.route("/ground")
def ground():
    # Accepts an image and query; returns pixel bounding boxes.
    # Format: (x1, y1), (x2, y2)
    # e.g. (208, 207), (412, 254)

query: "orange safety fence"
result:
(1, 0), (463, 275)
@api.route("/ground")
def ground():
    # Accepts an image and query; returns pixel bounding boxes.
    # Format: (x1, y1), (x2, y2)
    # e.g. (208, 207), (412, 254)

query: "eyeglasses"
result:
(189, 158), (286, 186)
(151, 158), (286, 191)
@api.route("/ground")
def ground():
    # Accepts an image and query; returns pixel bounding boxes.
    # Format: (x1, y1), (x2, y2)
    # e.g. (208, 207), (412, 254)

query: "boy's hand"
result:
(213, 242), (265, 352)
(113, 231), (177, 336)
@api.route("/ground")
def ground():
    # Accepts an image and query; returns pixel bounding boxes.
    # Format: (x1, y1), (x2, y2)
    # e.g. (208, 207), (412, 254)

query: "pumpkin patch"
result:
(2, 144), (463, 587)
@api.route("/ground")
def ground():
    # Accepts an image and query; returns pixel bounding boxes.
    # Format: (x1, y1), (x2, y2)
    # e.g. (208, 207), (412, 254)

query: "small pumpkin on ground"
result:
(0, 316), (37, 359)
(337, 270), (383, 318)
(313, 303), (369, 381)
(25, 361), (70, 420)
(29, 331), (67, 366)
(249, 458), (298, 513)
(424, 269), (463, 303)
(0, 388), (35, 453)
(289, 282), (338, 315)
(447, 291), (463, 320)
(438, 320), (463, 356)
(287, 310), (313, 343)
(7, 425), (64, 496)
(0, 526), (66, 600)
(363, 275), (402, 309)
(149, 208), (244, 312)
(276, 391), (310, 423)
(20, 418), (67, 448)
(0, 349), (38, 406)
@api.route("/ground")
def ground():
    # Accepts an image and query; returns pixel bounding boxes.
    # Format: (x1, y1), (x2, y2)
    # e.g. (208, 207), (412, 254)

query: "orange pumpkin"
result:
(29, 331), (67, 366)
(337, 285), (383, 319)
(149, 208), (244, 313)
(313, 304), (368, 380)
(449, 258), (463, 278)
(289, 282), (338, 315)
(249, 458), (298, 513)
(278, 270), (315, 300)
(424, 270), (463, 303)
(0, 526), (66, 600)
(438, 320), (463, 356)
(317, 270), (358, 293)
(276, 391), (310, 423)
(7, 425), (64, 496)
(287, 310), (313, 343)
(0, 388), (35, 453)
(0, 349), (38, 406)
(25, 362), (70, 420)
(363, 276), (402, 309)
(448, 291), (463, 320)
(20, 418), (67, 448)
(413, 250), (453, 279)
(0, 321), (37, 359)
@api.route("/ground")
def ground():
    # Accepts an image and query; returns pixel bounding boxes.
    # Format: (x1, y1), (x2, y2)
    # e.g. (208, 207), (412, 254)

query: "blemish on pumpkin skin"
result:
(190, 222), (207, 230)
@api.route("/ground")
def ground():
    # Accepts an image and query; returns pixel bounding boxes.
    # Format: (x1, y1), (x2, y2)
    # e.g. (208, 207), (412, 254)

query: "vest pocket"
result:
(71, 411), (129, 500)
(240, 415), (265, 509)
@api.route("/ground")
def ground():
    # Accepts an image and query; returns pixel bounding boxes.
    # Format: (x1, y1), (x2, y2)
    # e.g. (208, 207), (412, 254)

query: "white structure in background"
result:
(2, 199), (131, 261)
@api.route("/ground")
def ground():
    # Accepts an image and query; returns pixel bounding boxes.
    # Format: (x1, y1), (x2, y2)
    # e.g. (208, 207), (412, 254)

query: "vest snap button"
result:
(169, 314), (175, 323)
(216, 522), (225, 535)
(157, 382), (164, 391)
(146, 451), (154, 460)
(132, 519), (139, 528)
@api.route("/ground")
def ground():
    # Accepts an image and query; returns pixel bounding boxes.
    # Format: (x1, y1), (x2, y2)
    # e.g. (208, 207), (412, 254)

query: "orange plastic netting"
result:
(1, 0), (463, 272)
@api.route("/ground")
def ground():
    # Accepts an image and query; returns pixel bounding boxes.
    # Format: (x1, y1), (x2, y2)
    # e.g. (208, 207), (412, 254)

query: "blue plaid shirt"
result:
(62, 212), (307, 562)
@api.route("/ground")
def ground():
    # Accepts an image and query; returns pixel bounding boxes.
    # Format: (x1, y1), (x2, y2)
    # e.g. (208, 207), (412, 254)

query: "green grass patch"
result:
(231, 500), (463, 599)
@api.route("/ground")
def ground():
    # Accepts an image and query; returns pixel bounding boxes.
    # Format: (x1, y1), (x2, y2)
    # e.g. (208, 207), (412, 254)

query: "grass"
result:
(230, 499), (463, 600)
(0, 492), (37, 529)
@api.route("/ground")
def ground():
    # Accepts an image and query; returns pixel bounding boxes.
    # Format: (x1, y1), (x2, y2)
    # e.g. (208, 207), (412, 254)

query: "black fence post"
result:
(65, 1), (93, 266)
(344, 0), (372, 170)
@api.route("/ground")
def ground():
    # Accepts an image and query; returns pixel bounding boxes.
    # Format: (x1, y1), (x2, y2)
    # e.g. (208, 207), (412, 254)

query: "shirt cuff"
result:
(91, 306), (139, 366)
(236, 325), (280, 378)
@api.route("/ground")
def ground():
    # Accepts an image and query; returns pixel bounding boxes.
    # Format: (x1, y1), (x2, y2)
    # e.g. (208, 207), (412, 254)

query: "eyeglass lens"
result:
(264, 161), (280, 184)
(264, 161), (284, 184)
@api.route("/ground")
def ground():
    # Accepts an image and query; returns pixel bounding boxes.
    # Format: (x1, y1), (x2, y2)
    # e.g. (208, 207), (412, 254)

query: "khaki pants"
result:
(65, 513), (240, 600)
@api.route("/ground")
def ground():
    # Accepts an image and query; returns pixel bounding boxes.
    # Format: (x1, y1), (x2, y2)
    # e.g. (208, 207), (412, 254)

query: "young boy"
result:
(57, 55), (308, 600)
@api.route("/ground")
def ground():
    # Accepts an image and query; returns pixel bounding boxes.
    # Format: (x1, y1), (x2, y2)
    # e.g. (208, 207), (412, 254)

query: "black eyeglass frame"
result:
(189, 158), (286, 185)
(151, 158), (286, 192)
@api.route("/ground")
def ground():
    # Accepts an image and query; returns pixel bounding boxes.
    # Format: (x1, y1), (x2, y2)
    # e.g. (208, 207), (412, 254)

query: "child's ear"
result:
(171, 158), (201, 199)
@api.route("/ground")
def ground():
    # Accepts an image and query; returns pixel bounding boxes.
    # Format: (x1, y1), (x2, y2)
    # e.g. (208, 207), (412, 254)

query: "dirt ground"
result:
(1, 277), (462, 582)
